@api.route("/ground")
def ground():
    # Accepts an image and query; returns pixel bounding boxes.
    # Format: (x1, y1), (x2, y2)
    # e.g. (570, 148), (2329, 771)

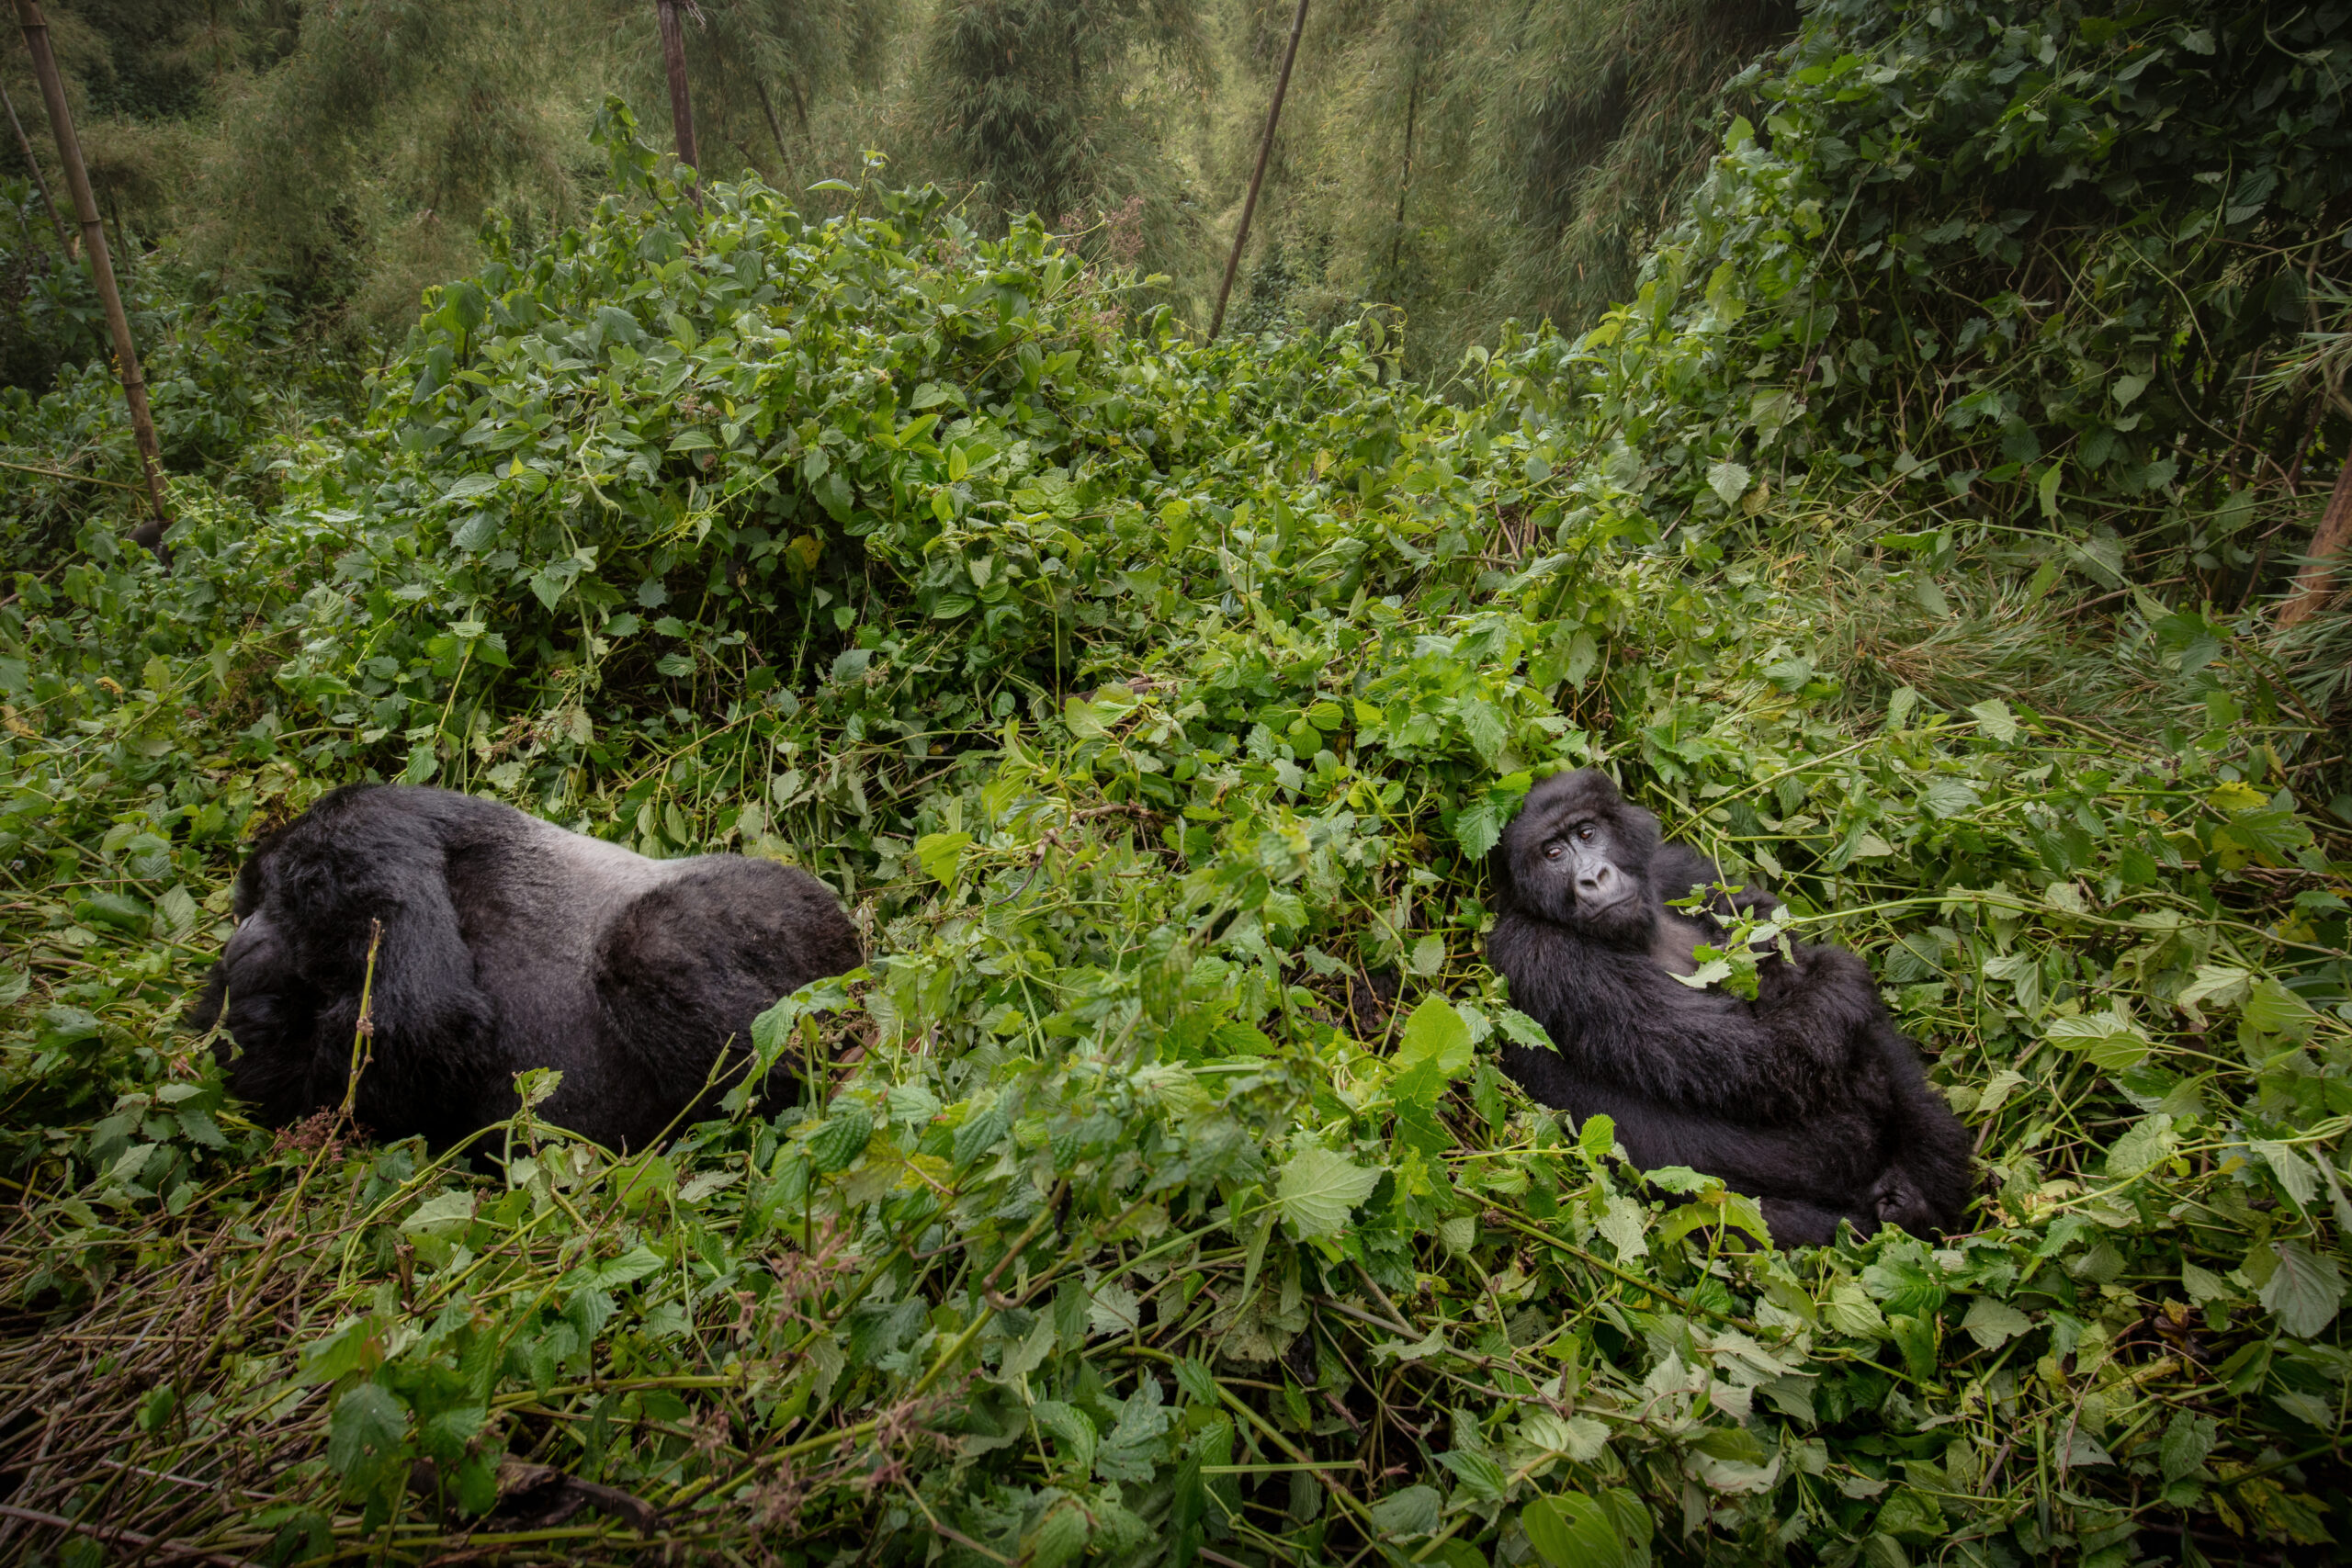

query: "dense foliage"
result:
(3, 4), (2349, 1567)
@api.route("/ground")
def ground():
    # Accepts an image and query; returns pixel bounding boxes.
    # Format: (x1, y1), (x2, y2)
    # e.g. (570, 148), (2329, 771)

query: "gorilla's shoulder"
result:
(257, 784), (523, 851)
(659, 857), (862, 959)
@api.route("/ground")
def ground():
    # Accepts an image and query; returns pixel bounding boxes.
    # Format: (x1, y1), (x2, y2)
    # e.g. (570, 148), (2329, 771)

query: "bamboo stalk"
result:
(1209, 0), (1310, 341)
(12, 0), (171, 559)
(0, 73), (70, 255)
(655, 0), (700, 210)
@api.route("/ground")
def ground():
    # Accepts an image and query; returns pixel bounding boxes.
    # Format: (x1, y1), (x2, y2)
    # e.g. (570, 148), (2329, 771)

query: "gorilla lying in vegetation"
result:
(191, 784), (864, 1150)
(1487, 770), (1970, 1246)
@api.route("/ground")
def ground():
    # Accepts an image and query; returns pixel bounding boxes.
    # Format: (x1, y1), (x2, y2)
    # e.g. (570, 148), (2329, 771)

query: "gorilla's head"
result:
(1491, 769), (1661, 948)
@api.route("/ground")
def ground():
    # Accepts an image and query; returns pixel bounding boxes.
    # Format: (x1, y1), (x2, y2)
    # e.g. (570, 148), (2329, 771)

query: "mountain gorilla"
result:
(190, 784), (863, 1151)
(1487, 770), (1970, 1246)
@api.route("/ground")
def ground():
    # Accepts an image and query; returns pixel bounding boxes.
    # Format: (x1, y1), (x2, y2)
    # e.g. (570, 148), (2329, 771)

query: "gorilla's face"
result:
(1498, 769), (1661, 948)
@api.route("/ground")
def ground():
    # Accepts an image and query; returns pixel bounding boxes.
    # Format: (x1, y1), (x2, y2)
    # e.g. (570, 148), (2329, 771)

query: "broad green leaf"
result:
(1967, 698), (2018, 743)
(2043, 1010), (2151, 1070)
(804, 1105), (874, 1173)
(1367, 1484), (1442, 1538)
(2160, 1410), (2216, 1482)
(1522, 1494), (1626, 1568)
(1435, 1448), (1508, 1502)
(1960, 1296), (2032, 1349)
(2176, 964), (2251, 1011)
(1706, 459), (1752, 507)
(914, 830), (972, 884)
(401, 1190), (475, 1235)
(1274, 1146), (1380, 1237)
(2258, 1240), (2342, 1337)
(1393, 997), (1474, 1080)
(2103, 1113), (2177, 1180)
(326, 1382), (408, 1477)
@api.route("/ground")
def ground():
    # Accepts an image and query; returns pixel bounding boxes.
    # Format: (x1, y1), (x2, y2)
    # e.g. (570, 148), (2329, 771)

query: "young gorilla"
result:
(1486, 770), (1970, 1246)
(190, 784), (864, 1151)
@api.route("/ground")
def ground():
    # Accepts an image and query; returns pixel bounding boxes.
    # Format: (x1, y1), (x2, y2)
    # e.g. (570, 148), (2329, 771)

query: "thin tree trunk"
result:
(752, 77), (801, 187)
(1210, 0), (1310, 341)
(1, 74), (70, 255)
(1385, 67), (1420, 288)
(13, 0), (170, 559)
(655, 0), (700, 209)
(2278, 455), (2352, 629)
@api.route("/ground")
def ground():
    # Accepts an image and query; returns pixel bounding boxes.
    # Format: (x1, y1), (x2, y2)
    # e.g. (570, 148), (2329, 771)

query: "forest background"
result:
(3, 2), (2351, 1567)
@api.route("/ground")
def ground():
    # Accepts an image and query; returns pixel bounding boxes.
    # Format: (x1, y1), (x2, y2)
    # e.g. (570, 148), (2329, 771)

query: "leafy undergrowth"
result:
(4, 43), (2351, 1568)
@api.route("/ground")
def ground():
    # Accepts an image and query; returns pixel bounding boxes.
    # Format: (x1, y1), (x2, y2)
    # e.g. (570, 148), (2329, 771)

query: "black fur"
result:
(189, 784), (864, 1150)
(1486, 769), (1971, 1246)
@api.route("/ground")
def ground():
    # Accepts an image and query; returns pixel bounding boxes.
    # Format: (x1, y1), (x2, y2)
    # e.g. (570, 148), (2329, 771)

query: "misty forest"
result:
(2, 1), (2350, 1563)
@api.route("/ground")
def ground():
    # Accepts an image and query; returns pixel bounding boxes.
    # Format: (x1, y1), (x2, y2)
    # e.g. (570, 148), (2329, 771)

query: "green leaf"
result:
(1434, 1449), (1508, 1502)
(1391, 996), (1476, 1111)
(1706, 459), (1752, 507)
(914, 831), (972, 884)
(325, 1382), (408, 1476)
(1026, 1499), (1090, 1568)
(298, 1315), (390, 1386)
(2104, 1114), (2177, 1180)
(1394, 997), (1474, 1080)
(1967, 698), (2018, 743)
(1367, 1484), (1442, 1538)
(2257, 1239), (2342, 1337)
(2042, 1010), (2151, 1070)
(1921, 777), (1980, 818)
(74, 892), (151, 934)
(1453, 794), (1510, 859)
(1960, 1296), (2031, 1349)
(805, 1104), (874, 1174)
(1497, 1008), (1555, 1052)
(1522, 1494), (1627, 1568)
(2176, 964), (2251, 1011)
(400, 1190), (475, 1235)
(590, 1246), (665, 1290)
(2160, 1409), (2216, 1482)
(1274, 1146), (1380, 1238)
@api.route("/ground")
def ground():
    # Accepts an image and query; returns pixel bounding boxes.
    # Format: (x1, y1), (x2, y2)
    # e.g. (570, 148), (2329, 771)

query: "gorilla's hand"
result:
(1752, 942), (1816, 1002)
(1870, 1167), (1942, 1235)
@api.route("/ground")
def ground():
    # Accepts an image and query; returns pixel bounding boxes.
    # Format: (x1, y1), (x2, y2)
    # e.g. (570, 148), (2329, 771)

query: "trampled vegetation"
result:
(2, 4), (2349, 1565)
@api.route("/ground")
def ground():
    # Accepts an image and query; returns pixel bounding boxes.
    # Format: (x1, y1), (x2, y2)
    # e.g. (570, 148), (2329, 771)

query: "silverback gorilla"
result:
(1487, 769), (1970, 1246)
(190, 784), (863, 1150)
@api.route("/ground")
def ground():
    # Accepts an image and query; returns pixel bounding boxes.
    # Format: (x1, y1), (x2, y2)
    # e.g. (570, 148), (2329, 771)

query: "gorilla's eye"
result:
(1543, 841), (1564, 861)
(1575, 825), (1595, 842)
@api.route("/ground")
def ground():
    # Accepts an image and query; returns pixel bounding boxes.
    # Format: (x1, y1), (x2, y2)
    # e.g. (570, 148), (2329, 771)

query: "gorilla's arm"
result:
(1863, 1013), (1975, 1235)
(1490, 918), (1875, 1122)
(1500, 1047), (1883, 1209)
